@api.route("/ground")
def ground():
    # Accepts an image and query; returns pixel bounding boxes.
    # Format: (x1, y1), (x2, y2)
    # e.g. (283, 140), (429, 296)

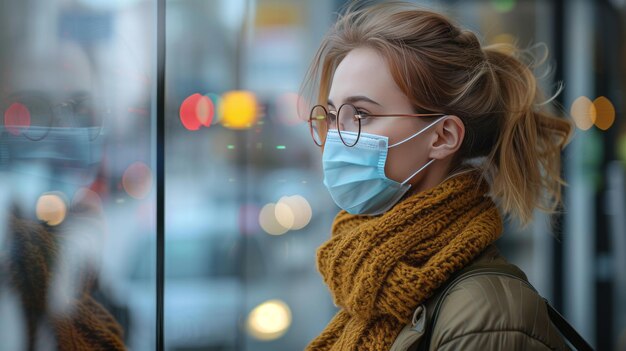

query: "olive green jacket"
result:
(396, 244), (571, 351)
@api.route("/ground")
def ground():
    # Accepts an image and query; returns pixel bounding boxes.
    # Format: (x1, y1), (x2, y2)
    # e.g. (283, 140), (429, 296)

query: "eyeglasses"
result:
(1, 91), (104, 141)
(309, 103), (445, 147)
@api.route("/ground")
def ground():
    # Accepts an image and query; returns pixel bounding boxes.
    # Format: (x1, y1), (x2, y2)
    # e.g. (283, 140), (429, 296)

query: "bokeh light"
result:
(36, 192), (68, 226)
(491, 0), (516, 13)
(204, 92), (223, 125)
(122, 161), (153, 199)
(4, 102), (31, 135)
(196, 94), (214, 127)
(276, 195), (312, 230)
(570, 96), (596, 131)
(274, 201), (295, 229)
(592, 96), (615, 130)
(180, 93), (214, 130)
(246, 299), (292, 341)
(259, 203), (289, 235)
(179, 93), (202, 130)
(220, 90), (258, 129)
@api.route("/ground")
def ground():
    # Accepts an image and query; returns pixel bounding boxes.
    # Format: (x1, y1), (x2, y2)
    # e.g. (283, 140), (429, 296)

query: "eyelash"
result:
(355, 109), (370, 125)
(326, 107), (371, 126)
(327, 107), (370, 116)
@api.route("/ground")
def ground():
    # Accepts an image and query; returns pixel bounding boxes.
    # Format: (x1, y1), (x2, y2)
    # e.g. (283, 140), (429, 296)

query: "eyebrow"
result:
(327, 95), (382, 107)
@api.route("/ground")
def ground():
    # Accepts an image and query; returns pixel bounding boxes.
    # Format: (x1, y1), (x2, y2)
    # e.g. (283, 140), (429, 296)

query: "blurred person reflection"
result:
(0, 38), (125, 350)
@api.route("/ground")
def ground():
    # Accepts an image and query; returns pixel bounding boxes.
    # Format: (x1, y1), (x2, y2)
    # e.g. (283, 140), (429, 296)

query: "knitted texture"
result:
(306, 171), (503, 351)
(4, 212), (126, 350)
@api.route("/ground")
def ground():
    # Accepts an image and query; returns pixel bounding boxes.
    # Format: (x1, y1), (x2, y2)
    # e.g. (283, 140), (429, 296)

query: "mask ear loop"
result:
(388, 115), (447, 148)
(401, 158), (436, 185)
(388, 115), (447, 185)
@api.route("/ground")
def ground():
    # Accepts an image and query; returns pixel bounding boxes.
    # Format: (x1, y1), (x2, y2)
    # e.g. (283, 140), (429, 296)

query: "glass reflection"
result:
(0, 49), (126, 349)
(0, 0), (155, 349)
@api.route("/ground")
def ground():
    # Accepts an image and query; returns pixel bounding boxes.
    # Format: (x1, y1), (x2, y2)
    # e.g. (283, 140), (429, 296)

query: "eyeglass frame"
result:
(1, 90), (104, 141)
(308, 103), (446, 147)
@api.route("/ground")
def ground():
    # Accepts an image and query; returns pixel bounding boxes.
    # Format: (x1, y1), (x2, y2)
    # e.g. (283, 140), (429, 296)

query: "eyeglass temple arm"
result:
(355, 113), (446, 119)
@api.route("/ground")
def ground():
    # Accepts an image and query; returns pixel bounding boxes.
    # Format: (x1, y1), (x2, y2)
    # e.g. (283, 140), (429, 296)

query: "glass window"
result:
(0, 0), (156, 350)
(163, 1), (336, 350)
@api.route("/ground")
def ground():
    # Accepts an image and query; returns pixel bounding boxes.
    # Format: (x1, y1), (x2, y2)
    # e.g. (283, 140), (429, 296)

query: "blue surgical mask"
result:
(322, 116), (446, 215)
(0, 126), (103, 209)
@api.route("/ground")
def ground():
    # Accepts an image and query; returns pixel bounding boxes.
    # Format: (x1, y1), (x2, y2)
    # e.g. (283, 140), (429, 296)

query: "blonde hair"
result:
(301, 1), (573, 226)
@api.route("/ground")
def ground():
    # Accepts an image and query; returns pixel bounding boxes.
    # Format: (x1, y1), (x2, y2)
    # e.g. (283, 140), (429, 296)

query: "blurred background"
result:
(0, 0), (624, 350)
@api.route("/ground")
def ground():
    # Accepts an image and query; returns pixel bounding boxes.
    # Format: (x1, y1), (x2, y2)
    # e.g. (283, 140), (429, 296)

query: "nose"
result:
(328, 111), (338, 130)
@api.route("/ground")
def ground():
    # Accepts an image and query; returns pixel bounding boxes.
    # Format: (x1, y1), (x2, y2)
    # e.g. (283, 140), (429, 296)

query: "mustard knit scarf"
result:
(306, 171), (503, 351)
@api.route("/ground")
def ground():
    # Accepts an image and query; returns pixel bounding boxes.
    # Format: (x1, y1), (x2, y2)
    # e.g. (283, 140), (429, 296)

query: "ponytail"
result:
(481, 44), (573, 226)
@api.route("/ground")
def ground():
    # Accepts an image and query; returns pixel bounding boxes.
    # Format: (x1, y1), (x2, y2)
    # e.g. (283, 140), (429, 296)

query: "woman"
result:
(302, 2), (573, 350)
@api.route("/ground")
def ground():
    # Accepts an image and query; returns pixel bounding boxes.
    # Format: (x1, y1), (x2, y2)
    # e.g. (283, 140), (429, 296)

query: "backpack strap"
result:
(390, 264), (497, 351)
(410, 264), (594, 351)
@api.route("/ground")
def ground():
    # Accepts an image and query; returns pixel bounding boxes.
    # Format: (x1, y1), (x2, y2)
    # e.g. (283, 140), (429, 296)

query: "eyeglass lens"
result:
(2, 95), (102, 140)
(309, 104), (364, 147)
(309, 105), (327, 146)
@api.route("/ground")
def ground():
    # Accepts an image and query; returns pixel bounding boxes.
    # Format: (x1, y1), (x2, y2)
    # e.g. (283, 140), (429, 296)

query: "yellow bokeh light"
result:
(293, 195), (312, 230)
(570, 96), (596, 131)
(36, 192), (68, 226)
(274, 201), (295, 229)
(593, 96), (615, 131)
(220, 90), (258, 129)
(259, 203), (288, 235)
(277, 195), (312, 230)
(246, 299), (292, 341)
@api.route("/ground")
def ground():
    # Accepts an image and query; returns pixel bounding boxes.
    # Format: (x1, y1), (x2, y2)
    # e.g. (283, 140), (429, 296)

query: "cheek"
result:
(384, 136), (430, 182)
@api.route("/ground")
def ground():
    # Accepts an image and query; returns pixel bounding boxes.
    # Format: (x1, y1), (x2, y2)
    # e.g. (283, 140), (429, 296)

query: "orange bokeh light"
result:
(36, 192), (67, 226)
(593, 96), (615, 131)
(570, 95), (616, 131)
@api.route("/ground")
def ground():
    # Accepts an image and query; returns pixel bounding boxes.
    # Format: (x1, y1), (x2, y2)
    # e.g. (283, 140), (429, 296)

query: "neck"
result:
(405, 164), (478, 202)
(403, 158), (454, 199)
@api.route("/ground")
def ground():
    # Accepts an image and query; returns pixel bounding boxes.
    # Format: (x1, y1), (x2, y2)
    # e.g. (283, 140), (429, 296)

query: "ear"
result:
(428, 116), (464, 160)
